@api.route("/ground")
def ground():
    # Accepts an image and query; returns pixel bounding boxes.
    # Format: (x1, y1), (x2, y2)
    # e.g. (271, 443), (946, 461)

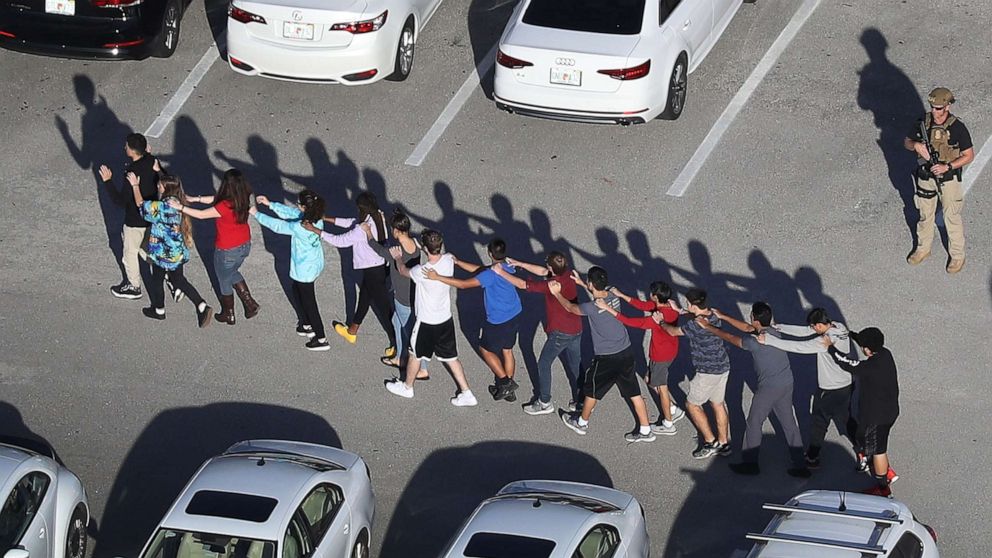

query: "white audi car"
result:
(0, 437), (89, 558)
(494, 0), (748, 124)
(134, 440), (375, 558)
(439, 481), (649, 558)
(226, 0), (445, 83)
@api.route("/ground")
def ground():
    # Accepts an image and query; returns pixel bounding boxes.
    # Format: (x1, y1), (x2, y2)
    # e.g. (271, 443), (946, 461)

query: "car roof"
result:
(160, 453), (328, 541)
(751, 491), (913, 558)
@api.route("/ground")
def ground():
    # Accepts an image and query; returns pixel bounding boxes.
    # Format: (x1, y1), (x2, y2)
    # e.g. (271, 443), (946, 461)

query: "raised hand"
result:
(424, 268), (440, 280)
(126, 172), (140, 187)
(153, 158), (162, 173)
(167, 199), (182, 210)
(360, 222), (373, 238)
(570, 270), (585, 287)
(548, 280), (562, 294)
(98, 165), (112, 182)
(389, 246), (402, 260)
(256, 195), (270, 206)
(819, 334), (834, 349)
(301, 221), (320, 235)
(594, 298), (610, 311)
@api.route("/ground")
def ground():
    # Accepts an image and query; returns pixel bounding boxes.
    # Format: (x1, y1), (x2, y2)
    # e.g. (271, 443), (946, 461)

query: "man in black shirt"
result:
(824, 327), (900, 497)
(904, 87), (975, 274)
(99, 133), (158, 299)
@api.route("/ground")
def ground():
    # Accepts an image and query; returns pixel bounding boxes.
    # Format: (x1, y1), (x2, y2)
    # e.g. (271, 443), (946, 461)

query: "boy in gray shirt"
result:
(549, 266), (655, 443)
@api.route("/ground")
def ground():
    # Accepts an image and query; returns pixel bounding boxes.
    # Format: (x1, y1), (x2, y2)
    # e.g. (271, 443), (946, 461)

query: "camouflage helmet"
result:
(928, 87), (955, 106)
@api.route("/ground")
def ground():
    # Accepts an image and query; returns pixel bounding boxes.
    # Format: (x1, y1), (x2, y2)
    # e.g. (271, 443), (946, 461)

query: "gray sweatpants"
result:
(741, 381), (804, 466)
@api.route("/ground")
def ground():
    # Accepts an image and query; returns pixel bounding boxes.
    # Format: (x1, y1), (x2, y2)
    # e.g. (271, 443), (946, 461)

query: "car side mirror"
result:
(5, 548), (30, 558)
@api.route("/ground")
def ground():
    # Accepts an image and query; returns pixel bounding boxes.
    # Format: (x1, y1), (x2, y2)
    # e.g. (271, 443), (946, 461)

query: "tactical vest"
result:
(925, 113), (960, 163)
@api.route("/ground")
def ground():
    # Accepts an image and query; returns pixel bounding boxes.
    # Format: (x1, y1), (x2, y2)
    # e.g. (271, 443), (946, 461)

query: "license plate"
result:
(550, 67), (581, 86)
(283, 22), (314, 40)
(45, 0), (74, 15)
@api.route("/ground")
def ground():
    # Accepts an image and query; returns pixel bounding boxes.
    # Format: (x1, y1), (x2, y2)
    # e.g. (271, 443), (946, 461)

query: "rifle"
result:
(918, 120), (946, 193)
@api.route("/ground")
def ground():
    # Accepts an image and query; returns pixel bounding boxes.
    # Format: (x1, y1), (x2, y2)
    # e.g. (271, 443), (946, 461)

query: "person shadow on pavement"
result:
(90, 403), (341, 558)
(857, 27), (925, 249)
(54, 74), (134, 284)
(378, 441), (613, 558)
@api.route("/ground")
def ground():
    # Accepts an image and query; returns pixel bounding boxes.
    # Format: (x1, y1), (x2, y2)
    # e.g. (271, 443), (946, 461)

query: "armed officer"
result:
(904, 87), (975, 274)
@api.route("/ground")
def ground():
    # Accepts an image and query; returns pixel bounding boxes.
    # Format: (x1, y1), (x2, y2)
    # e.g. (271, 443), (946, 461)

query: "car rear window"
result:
(522, 0), (645, 35)
(185, 491), (278, 523)
(463, 532), (556, 558)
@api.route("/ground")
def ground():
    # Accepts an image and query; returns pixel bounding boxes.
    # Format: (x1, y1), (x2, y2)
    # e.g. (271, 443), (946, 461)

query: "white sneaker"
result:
(386, 380), (414, 399)
(670, 405), (686, 423)
(451, 390), (478, 407)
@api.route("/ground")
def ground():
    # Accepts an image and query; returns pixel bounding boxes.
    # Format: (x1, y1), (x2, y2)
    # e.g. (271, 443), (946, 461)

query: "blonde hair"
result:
(159, 175), (193, 248)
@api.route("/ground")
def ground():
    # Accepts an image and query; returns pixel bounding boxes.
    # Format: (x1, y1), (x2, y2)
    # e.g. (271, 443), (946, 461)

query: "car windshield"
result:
(522, 0), (645, 35)
(140, 529), (276, 558)
(463, 532), (556, 558)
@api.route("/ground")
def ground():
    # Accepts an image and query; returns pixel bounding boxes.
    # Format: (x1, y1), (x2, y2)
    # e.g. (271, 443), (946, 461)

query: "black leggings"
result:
(293, 280), (325, 339)
(353, 264), (395, 346)
(149, 263), (205, 309)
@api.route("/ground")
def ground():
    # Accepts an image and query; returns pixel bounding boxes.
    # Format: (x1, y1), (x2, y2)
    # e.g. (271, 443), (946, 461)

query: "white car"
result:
(494, 0), (748, 124)
(0, 437), (89, 558)
(226, 0), (445, 83)
(439, 480), (649, 558)
(746, 490), (939, 558)
(134, 440), (375, 558)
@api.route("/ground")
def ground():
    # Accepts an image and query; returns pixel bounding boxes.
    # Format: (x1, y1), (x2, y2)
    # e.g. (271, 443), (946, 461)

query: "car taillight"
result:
(598, 60), (651, 81)
(102, 38), (144, 47)
(331, 10), (386, 33)
(923, 523), (937, 542)
(0, 30), (15, 38)
(92, 0), (142, 7)
(228, 4), (266, 24)
(496, 49), (532, 69)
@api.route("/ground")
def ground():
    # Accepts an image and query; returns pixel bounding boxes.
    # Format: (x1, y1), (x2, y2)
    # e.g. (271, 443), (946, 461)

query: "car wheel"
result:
(155, 0), (182, 58)
(386, 18), (415, 81)
(65, 505), (87, 558)
(658, 53), (687, 120)
(350, 533), (369, 558)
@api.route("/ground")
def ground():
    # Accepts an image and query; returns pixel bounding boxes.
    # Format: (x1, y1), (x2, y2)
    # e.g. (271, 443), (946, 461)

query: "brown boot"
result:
(906, 249), (931, 265)
(215, 294), (236, 325)
(233, 281), (260, 319)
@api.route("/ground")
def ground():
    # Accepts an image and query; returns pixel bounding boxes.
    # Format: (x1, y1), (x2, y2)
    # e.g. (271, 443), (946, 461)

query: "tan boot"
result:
(906, 249), (931, 265)
(946, 258), (965, 274)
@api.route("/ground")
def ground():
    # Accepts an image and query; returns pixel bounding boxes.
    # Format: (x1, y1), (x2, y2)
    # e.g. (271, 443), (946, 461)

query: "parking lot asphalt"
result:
(2, 0), (991, 556)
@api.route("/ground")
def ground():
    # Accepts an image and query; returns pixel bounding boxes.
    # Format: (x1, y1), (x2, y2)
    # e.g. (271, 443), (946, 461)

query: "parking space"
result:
(2, 0), (991, 556)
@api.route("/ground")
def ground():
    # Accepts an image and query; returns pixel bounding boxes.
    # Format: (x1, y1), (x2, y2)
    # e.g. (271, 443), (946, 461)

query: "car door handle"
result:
(38, 527), (45, 538)
(683, 19), (691, 29)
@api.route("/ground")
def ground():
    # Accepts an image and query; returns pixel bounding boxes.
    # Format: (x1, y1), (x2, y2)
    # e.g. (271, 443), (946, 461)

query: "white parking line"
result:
(405, 43), (499, 167)
(144, 44), (220, 138)
(963, 135), (992, 195)
(666, 0), (822, 197)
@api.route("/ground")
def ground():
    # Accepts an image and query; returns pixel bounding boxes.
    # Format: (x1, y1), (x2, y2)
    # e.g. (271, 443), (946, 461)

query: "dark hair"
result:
(298, 190), (325, 224)
(421, 229), (444, 255)
(650, 281), (672, 302)
(159, 175), (192, 247)
(125, 133), (147, 155)
(685, 288), (708, 309)
(545, 251), (568, 276)
(356, 192), (385, 243)
(487, 238), (507, 260)
(587, 266), (608, 291)
(215, 169), (252, 224)
(806, 308), (831, 326)
(390, 209), (411, 233)
(751, 302), (773, 327)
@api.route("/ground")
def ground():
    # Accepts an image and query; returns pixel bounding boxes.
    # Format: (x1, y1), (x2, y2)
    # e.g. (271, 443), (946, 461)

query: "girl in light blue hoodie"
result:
(250, 190), (329, 351)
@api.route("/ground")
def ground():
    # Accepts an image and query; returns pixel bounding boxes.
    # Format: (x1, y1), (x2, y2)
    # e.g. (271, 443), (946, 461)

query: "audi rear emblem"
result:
(555, 58), (575, 66)
(292, 10), (303, 21)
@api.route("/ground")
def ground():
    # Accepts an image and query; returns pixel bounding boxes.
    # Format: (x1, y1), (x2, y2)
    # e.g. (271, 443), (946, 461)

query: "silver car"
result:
(0, 437), (89, 558)
(439, 480), (649, 558)
(134, 440), (375, 558)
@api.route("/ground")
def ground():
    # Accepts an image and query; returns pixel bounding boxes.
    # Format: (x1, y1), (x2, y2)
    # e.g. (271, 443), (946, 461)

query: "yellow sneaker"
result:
(384, 345), (397, 358)
(334, 321), (357, 344)
(946, 258), (965, 274)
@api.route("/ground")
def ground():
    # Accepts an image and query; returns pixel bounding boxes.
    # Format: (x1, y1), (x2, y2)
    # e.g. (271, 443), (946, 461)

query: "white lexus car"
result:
(226, 0), (445, 83)
(439, 480), (649, 558)
(494, 0), (749, 124)
(134, 440), (375, 558)
(0, 437), (89, 558)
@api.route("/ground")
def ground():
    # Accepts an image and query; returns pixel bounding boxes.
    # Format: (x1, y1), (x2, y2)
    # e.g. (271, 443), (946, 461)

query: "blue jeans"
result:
(536, 331), (582, 404)
(392, 300), (413, 360)
(214, 241), (250, 295)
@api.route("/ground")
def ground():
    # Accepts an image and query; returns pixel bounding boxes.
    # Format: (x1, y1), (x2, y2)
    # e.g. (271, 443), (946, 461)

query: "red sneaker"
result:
(886, 466), (899, 485)
(862, 485), (892, 497)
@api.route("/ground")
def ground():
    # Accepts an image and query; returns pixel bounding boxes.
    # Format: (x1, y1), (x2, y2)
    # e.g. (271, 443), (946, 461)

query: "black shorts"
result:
(480, 316), (519, 353)
(411, 319), (458, 362)
(861, 423), (893, 456)
(583, 347), (638, 400)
